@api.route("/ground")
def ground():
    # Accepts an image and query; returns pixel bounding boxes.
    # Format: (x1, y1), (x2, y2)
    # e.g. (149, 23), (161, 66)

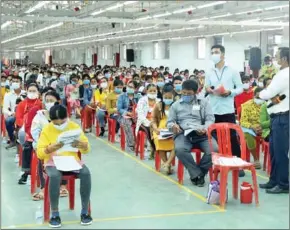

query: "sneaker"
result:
(5, 142), (16, 149)
(14, 154), (19, 163)
(80, 214), (93, 226)
(191, 177), (198, 186)
(49, 216), (62, 228)
(196, 176), (205, 187)
(18, 173), (28, 185)
(99, 127), (105, 137)
(254, 161), (261, 169)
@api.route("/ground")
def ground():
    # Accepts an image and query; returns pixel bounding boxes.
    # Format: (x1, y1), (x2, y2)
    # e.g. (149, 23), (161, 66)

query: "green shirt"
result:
(260, 103), (270, 139)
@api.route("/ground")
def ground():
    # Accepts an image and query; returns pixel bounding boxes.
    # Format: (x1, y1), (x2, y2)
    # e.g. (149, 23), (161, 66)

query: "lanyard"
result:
(214, 66), (226, 82)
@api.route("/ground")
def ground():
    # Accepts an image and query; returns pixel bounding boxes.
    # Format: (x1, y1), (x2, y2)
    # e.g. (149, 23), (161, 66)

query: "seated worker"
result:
(37, 104), (92, 228)
(66, 74), (81, 118)
(117, 80), (138, 151)
(156, 75), (165, 100)
(106, 79), (124, 142)
(235, 75), (254, 116)
(260, 78), (272, 142)
(3, 76), (25, 149)
(80, 76), (93, 133)
(136, 84), (159, 159)
(1, 74), (9, 109)
(240, 87), (264, 169)
(151, 84), (175, 174)
(16, 83), (42, 184)
(95, 77), (110, 136)
(30, 89), (68, 201)
(167, 80), (218, 187)
(172, 76), (183, 101)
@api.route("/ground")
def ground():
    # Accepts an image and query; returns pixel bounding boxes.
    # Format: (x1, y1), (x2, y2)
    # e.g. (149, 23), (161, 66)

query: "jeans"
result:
(269, 112), (289, 189)
(174, 133), (218, 179)
(46, 165), (91, 211)
(214, 113), (241, 158)
(96, 110), (106, 128)
(5, 116), (15, 141)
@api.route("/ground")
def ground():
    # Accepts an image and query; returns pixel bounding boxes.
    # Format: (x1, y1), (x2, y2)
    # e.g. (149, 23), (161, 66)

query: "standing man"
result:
(259, 47), (289, 194)
(205, 45), (244, 176)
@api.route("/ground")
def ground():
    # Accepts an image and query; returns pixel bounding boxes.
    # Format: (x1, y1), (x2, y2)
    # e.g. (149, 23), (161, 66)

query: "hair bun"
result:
(54, 102), (60, 106)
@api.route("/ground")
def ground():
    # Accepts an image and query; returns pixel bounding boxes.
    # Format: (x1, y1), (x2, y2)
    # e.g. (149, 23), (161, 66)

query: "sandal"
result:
(60, 188), (69, 197)
(32, 192), (44, 201)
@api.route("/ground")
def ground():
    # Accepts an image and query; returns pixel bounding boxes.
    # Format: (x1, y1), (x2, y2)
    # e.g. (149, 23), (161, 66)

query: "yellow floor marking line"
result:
(93, 135), (224, 212)
(2, 210), (223, 229)
(246, 170), (269, 180)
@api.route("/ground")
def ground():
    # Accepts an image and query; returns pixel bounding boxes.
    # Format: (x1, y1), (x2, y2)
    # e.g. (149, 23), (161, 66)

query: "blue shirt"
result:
(205, 64), (243, 115)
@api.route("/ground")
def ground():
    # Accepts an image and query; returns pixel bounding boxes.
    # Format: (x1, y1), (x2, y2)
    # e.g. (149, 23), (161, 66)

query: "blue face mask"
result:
(71, 81), (77, 85)
(105, 73), (111, 79)
(182, 95), (194, 103)
(115, 88), (122, 94)
(163, 99), (173, 105)
(59, 76), (66, 81)
(127, 88), (135, 94)
(157, 82), (165, 88)
(175, 84), (182, 91)
(83, 79), (90, 85)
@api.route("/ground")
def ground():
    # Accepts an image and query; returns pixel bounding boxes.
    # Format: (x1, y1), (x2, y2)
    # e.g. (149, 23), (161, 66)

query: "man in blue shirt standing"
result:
(205, 45), (244, 176)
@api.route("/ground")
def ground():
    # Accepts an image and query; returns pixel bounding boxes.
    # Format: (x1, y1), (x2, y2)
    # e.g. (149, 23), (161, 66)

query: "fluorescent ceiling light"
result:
(1, 22), (63, 44)
(235, 9), (263, 15)
(123, 1), (138, 6)
(136, 16), (152, 21)
(264, 4), (289, 10)
(153, 12), (172, 18)
(197, 1), (227, 9)
(1, 21), (12, 29)
(172, 6), (196, 14)
(264, 15), (288, 20)
(25, 1), (50, 14)
(210, 13), (232, 19)
(189, 17), (208, 22)
(106, 3), (123, 11)
(239, 18), (260, 23)
(91, 1), (135, 16)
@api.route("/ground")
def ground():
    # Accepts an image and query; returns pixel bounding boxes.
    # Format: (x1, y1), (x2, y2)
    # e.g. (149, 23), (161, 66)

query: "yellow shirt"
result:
(106, 92), (118, 115)
(94, 89), (109, 106)
(0, 87), (8, 107)
(240, 99), (261, 129)
(261, 64), (278, 79)
(37, 120), (90, 164)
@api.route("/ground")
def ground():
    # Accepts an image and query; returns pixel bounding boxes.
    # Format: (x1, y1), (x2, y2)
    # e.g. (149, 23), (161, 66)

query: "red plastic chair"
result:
(120, 125), (126, 151)
(30, 150), (38, 195)
(95, 118), (100, 137)
(208, 123), (259, 209)
(1, 114), (6, 137)
(155, 152), (176, 172)
(43, 152), (91, 222)
(262, 141), (271, 176)
(135, 130), (146, 160)
(107, 118), (116, 143)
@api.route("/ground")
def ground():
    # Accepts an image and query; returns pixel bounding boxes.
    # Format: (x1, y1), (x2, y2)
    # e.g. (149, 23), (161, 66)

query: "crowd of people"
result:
(0, 45), (289, 228)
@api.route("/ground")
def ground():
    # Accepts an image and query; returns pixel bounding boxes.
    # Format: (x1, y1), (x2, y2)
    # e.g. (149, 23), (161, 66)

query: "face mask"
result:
(258, 82), (264, 88)
(100, 82), (108, 89)
(182, 95), (194, 103)
(148, 93), (157, 99)
(254, 98), (264, 105)
(27, 92), (38, 100)
(105, 73), (111, 78)
(163, 99), (173, 105)
(175, 84), (182, 92)
(211, 54), (221, 64)
(1, 82), (6, 87)
(127, 88), (135, 94)
(165, 110), (169, 117)
(91, 84), (97, 89)
(5, 80), (10, 86)
(45, 102), (55, 111)
(243, 83), (250, 90)
(83, 79), (90, 85)
(59, 76), (66, 81)
(157, 82), (165, 88)
(54, 120), (68, 131)
(115, 88), (122, 94)
(71, 81), (77, 85)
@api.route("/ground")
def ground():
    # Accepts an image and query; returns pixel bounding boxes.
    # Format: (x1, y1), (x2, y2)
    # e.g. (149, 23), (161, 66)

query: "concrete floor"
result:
(1, 127), (289, 229)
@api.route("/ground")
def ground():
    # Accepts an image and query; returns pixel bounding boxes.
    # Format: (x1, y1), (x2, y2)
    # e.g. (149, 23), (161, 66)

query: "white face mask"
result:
(27, 92), (38, 100)
(45, 102), (55, 111)
(211, 53), (221, 65)
(91, 84), (97, 89)
(148, 93), (157, 100)
(258, 82), (264, 88)
(1, 82), (5, 87)
(254, 98), (264, 105)
(53, 120), (68, 131)
(243, 83), (250, 90)
(100, 82), (108, 89)
(11, 82), (20, 90)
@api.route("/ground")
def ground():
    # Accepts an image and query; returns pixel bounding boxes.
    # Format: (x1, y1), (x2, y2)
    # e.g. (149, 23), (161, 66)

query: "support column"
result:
(260, 31), (268, 58)
(281, 26), (289, 47)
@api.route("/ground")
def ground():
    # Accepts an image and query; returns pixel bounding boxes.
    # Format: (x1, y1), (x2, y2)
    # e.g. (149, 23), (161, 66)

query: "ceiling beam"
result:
(2, 15), (288, 27)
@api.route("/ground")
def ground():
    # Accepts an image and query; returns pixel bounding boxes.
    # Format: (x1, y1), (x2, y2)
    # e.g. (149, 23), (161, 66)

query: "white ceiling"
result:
(0, 1), (289, 51)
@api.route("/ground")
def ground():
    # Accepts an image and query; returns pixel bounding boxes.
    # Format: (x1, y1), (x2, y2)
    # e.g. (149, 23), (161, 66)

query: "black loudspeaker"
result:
(249, 47), (261, 70)
(126, 49), (134, 62)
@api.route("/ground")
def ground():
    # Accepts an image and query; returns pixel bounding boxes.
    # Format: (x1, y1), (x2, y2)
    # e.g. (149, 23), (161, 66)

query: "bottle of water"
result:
(35, 206), (43, 224)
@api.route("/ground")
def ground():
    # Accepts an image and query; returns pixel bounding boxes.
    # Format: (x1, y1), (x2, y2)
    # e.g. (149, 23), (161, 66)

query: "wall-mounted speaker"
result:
(249, 47), (262, 70)
(126, 49), (134, 62)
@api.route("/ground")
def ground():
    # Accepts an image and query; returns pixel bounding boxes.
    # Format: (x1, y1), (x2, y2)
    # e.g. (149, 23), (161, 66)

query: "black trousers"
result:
(22, 141), (33, 172)
(214, 113), (241, 158)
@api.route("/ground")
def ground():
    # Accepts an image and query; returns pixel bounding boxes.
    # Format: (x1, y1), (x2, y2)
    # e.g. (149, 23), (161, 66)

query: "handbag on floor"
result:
(206, 180), (228, 205)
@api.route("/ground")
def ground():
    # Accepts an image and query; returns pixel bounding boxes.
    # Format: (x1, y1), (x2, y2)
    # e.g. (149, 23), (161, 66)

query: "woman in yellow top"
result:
(106, 79), (124, 141)
(37, 104), (92, 228)
(94, 77), (110, 136)
(0, 74), (9, 108)
(151, 84), (175, 174)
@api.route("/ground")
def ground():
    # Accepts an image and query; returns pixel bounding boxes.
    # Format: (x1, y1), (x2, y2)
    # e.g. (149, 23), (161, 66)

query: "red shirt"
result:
(235, 89), (254, 112)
